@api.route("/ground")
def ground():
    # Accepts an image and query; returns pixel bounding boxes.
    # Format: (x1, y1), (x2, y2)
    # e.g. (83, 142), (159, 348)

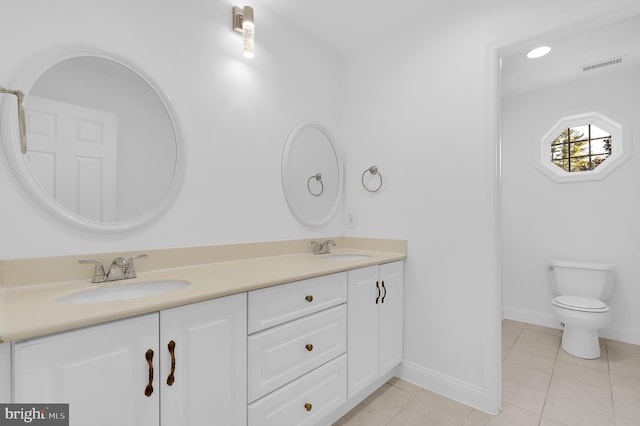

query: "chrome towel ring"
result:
(307, 173), (324, 196)
(362, 166), (382, 192)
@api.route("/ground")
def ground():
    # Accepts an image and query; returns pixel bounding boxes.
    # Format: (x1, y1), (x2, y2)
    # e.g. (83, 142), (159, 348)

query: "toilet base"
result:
(561, 326), (601, 359)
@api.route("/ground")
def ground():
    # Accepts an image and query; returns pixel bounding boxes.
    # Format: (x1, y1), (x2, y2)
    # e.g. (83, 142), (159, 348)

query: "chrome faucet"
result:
(79, 254), (148, 283)
(311, 240), (336, 255)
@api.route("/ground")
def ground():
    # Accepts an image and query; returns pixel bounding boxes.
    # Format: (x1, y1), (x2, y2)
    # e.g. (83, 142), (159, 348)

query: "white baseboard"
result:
(502, 305), (640, 345)
(398, 360), (497, 414)
(599, 327), (640, 345)
(502, 306), (561, 330)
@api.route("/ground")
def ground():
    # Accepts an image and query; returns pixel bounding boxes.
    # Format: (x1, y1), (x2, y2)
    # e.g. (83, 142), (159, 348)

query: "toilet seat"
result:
(553, 295), (609, 313)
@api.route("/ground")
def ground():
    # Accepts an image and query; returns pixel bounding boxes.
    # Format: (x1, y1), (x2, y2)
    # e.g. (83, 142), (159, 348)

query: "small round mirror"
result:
(281, 122), (342, 227)
(0, 46), (185, 231)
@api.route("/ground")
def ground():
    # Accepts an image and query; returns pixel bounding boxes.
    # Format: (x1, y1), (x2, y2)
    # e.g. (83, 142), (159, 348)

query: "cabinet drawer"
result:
(248, 304), (346, 402)
(248, 354), (347, 426)
(248, 272), (347, 333)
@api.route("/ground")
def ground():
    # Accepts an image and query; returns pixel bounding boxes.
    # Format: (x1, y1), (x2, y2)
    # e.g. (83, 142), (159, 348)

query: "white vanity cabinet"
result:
(8, 256), (405, 425)
(347, 261), (404, 398)
(13, 313), (160, 426)
(12, 293), (247, 426)
(247, 272), (348, 425)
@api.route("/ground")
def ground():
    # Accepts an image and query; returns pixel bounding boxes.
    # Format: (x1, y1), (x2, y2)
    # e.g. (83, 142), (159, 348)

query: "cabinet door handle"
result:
(305, 295), (314, 303)
(304, 403), (313, 412)
(145, 349), (154, 397)
(306, 344), (314, 352)
(375, 281), (380, 304)
(167, 340), (176, 386)
(381, 280), (387, 304)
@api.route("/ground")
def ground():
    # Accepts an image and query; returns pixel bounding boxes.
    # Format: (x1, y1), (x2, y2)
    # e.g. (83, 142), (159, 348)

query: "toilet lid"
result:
(553, 296), (609, 312)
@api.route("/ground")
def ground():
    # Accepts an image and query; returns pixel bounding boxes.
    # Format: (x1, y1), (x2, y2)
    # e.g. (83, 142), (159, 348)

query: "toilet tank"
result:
(548, 260), (615, 300)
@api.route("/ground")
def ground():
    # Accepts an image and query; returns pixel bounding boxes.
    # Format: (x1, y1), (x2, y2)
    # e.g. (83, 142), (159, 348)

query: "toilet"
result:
(547, 260), (615, 359)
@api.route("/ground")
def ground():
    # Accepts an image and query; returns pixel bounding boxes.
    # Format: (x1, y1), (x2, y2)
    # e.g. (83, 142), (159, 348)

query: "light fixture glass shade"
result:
(241, 6), (254, 58)
(526, 46), (551, 59)
(243, 21), (255, 58)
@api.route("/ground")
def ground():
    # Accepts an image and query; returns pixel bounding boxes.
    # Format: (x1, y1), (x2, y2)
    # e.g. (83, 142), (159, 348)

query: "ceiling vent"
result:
(582, 56), (625, 72)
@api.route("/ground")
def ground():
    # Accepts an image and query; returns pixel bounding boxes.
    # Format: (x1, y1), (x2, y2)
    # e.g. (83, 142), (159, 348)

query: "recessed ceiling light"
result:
(526, 46), (551, 59)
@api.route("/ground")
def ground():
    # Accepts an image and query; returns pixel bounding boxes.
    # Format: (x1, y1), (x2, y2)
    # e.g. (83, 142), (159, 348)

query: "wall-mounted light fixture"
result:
(232, 6), (255, 58)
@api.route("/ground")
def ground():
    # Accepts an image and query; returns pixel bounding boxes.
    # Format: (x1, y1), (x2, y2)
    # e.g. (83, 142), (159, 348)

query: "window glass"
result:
(591, 125), (610, 139)
(550, 124), (612, 172)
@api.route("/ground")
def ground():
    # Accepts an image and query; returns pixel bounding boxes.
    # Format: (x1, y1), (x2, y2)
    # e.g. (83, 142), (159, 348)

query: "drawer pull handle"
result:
(167, 340), (176, 386)
(306, 344), (314, 352)
(304, 403), (313, 412)
(375, 281), (381, 304)
(305, 295), (314, 302)
(381, 280), (387, 304)
(145, 349), (154, 397)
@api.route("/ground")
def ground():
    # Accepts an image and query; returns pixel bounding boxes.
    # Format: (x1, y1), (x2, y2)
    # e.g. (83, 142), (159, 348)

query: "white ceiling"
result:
(260, 0), (449, 53)
(260, 2), (639, 97)
(501, 14), (640, 98)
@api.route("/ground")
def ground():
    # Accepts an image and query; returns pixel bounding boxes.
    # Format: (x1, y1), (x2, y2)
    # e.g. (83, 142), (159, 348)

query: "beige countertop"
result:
(0, 238), (406, 343)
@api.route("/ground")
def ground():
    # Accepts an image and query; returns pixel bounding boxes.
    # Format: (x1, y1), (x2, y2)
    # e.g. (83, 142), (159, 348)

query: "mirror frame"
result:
(281, 121), (343, 227)
(0, 45), (186, 232)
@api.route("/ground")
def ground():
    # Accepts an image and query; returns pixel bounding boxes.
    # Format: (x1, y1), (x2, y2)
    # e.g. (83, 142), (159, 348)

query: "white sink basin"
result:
(323, 254), (372, 261)
(57, 280), (190, 304)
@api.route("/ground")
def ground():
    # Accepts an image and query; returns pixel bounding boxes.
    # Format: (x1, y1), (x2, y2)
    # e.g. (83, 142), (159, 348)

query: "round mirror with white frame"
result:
(281, 122), (342, 227)
(0, 45), (185, 231)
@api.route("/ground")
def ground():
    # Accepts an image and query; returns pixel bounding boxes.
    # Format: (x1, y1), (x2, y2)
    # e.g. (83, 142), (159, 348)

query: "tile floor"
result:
(334, 320), (640, 425)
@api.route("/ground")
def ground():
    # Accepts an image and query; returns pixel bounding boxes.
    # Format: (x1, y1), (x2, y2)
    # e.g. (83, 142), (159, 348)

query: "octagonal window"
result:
(538, 111), (630, 183)
(551, 124), (612, 172)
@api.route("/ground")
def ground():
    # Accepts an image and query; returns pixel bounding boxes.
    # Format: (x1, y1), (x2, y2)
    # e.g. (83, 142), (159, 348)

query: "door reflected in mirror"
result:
(1, 47), (185, 231)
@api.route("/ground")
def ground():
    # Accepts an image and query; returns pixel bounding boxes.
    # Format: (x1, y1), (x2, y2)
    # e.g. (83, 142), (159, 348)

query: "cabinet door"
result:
(347, 265), (380, 398)
(379, 261), (404, 374)
(13, 314), (159, 426)
(160, 293), (247, 426)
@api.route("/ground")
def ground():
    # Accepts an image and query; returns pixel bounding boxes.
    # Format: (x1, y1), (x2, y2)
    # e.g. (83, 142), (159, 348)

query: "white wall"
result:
(502, 64), (640, 344)
(0, 0), (343, 259)
(341, 0), (640, 413)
